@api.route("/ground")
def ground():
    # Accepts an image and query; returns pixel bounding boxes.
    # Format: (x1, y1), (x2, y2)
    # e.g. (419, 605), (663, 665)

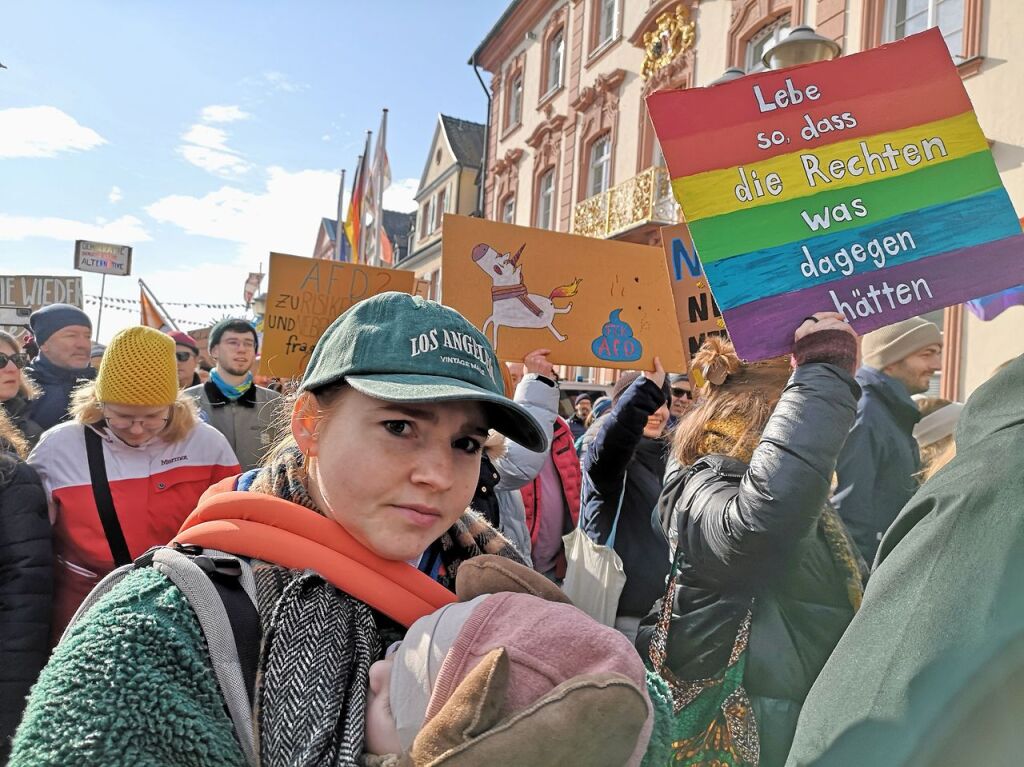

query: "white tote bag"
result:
(561, 479), (627, 627)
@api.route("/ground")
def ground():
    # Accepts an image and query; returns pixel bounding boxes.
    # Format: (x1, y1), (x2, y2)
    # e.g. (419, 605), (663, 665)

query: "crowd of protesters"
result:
(0, 295), (1020, 766)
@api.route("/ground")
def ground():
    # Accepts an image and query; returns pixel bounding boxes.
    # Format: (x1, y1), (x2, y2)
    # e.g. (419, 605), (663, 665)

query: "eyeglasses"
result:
(220, 339), (256, 350)
(175, 350), (196, 362)
(0, 352), (29, 369)
(102, 407), (171, 430)
(671, 387), (692, 400)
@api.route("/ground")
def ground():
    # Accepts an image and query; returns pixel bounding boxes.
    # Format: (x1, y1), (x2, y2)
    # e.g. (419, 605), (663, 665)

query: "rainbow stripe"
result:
(647, 28), (1024, 360)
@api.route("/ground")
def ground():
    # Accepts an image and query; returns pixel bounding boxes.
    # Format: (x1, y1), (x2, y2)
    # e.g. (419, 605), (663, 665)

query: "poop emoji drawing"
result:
(591, 309), (643, 362)
(471, 242), (581, 351)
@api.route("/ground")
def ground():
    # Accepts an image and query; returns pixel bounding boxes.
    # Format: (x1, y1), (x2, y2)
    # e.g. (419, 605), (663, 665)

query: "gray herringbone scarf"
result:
(253, 564), (383, 767)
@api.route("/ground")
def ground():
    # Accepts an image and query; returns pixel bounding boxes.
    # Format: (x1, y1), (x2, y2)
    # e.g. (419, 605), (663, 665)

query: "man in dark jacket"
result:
(24, 304), (97, 432)
(581, 363), (671, 641)
(831, 317), (941, 564)
(567, 393), (591, 441)
(0, 444), (51, 763)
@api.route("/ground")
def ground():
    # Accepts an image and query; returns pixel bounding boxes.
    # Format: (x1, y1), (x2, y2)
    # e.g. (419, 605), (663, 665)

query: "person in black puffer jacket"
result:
(581, 363), (672, 641)
(0, 408), (51, 762)
(636, 314), (867, 767)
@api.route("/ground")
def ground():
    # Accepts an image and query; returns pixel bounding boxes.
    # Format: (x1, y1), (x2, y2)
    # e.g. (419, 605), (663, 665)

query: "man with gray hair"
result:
(831, 316), (942, 565)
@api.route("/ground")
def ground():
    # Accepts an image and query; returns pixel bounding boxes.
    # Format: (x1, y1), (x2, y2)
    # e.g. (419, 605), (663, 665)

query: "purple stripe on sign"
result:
(723, 234), (1024, 360)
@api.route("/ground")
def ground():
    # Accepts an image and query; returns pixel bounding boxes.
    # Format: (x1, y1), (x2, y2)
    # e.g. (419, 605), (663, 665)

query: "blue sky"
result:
(1, 1), (507, 341)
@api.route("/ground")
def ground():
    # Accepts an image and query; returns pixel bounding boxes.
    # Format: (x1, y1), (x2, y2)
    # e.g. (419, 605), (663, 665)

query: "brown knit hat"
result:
(862, 317), (942, 369)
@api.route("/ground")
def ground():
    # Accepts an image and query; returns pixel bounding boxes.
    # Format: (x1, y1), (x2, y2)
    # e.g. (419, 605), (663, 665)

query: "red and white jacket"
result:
(28, 421), (240, 639)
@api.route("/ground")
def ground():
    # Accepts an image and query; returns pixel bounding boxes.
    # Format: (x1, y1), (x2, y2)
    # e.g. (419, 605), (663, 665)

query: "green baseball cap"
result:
(299, 292), (547, 452)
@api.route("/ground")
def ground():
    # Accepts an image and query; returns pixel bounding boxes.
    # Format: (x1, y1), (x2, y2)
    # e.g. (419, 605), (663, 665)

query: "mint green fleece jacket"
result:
(9, 567), (246, 767)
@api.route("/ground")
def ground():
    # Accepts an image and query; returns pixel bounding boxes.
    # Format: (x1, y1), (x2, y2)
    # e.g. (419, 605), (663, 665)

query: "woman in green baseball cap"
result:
(11, 293), (549, 766)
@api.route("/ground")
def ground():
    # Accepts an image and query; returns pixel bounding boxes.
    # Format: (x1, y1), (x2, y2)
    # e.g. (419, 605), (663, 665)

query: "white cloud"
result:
(382, 178), (419, 213)
(0, 106), (106, 158)
(108, 186), (122, 204)
(178, 123), (251, 176)
(262, 71), (307, 93)
(200, 105), (250, 123)
(145, 165), (338, 262)
(322, 134), (331, 142)
(0, 213), (150, 243)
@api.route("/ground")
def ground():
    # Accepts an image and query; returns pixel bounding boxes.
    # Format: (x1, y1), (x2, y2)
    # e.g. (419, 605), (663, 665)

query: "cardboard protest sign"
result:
(0, 274), (84, 337)
(660, 223), (727, 369)
(259, 252), (416, 378)
(442, 214), (685, 371)
(647, 28), (1024, 360)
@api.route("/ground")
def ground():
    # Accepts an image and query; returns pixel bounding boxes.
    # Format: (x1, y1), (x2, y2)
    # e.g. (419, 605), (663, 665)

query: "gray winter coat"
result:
(185, 380), (281, 472)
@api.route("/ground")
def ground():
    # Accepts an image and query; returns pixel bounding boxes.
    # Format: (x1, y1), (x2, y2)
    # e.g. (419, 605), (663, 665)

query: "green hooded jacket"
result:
(785, 353), (1024, 766)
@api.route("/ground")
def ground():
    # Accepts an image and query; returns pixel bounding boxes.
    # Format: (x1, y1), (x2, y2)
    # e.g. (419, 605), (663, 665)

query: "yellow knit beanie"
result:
(95, 326), (179, 405)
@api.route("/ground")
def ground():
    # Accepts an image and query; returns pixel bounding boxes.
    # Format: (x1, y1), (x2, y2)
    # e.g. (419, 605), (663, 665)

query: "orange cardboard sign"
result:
(259, 252), (416, 378)
(660, 223), (728, 370)
(442, 215), (685, 371)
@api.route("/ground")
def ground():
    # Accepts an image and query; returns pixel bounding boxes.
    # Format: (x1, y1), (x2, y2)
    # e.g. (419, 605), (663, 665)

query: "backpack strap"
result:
(84, 428), (132, 566)
(151, 547), (260, 767)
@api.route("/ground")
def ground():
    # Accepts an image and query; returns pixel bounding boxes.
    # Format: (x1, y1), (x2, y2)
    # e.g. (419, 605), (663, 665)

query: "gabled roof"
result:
(417, 114), (485, 194)
(440, 114), (485, 168)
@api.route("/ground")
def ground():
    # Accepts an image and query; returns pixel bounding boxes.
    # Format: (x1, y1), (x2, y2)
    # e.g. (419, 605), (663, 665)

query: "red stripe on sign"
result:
(656, 72), (972, 178)
(647, 27), (958, 156)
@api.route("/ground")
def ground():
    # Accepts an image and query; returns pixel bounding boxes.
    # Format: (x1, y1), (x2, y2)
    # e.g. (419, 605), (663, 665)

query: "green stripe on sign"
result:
(689, 150), (1002, 265)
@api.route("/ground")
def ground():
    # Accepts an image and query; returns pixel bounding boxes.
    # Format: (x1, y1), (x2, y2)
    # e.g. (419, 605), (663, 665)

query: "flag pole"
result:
(376, 109), (387, 268)
(139, 278), (180, 331)
(359, 130), (372, 265)
(95, 273), (107, 342)
(334, 168), (346, 261)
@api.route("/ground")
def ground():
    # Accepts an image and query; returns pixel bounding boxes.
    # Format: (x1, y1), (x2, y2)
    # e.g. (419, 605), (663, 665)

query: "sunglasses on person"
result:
(671, 387), (692, 400)
(0, 352), (30, 369)
(175, 350), (196, 362)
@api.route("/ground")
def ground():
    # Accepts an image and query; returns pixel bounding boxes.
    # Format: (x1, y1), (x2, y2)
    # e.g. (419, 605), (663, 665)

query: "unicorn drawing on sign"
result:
(471, 242), (581, 351)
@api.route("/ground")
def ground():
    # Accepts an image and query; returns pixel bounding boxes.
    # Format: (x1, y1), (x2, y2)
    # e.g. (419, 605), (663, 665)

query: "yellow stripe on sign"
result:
(674, 111), (988, 223)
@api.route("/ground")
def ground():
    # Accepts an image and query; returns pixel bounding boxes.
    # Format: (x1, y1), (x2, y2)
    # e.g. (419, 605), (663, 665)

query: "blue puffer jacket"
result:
(24, 355), (96, 432)
(830, 366), (921, 565)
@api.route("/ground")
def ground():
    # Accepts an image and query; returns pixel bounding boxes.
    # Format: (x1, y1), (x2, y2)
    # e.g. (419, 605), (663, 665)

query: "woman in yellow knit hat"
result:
(26, 325), (240, 641)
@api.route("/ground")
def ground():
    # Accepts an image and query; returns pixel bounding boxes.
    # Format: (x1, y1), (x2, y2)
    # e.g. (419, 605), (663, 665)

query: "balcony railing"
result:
(571, 166), (681, 239)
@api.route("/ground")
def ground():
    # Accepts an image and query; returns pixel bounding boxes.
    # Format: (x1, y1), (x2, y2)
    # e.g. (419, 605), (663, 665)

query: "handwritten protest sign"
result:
(442, 214), (685, 371)
(647, 28), (1024, 360)
(0, 274), (84, 336)
(660, 224), (727, 369)
(260, 252), (416, 378)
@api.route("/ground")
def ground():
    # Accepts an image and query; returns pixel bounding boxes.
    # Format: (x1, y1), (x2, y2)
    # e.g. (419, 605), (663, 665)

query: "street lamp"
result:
(762, 25), (841, 70)
(709, 67), (747, 86)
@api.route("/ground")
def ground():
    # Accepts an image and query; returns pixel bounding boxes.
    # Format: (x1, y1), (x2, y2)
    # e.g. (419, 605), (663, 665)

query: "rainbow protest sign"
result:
(647, 28), (1024, 360)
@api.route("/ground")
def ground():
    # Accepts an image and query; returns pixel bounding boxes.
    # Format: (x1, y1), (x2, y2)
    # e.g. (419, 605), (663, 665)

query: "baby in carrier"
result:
(362, 558), (653, 767)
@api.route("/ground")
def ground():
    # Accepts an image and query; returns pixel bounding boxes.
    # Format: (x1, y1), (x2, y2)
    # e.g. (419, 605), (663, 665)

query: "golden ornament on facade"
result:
(641, 4), (696, 80)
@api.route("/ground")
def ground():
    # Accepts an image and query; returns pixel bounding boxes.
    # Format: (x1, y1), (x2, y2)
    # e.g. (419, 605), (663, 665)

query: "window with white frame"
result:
(423, 196), (437, 235)
(596, 0), (617, 47)
(546, 30), (565, 94)
(746, 15), (791, 72)
(508, 74), (523, 128)
(502, 195), (516, 224)
(589, 135), (612, 198)
(536, 169), (555, 229)
(886, 0), (964, 60)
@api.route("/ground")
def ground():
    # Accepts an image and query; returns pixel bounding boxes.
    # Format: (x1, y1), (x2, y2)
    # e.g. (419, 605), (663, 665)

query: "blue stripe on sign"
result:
(704, 187), (1022, 310)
